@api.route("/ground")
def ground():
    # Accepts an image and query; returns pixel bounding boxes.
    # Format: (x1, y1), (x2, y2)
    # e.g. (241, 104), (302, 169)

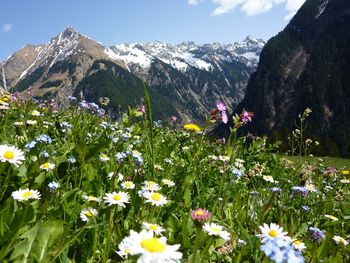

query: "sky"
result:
(0, 0), (306, 61)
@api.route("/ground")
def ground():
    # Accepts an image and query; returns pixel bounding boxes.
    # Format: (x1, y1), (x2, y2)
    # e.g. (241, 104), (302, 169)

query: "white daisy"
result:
(108, 172), (124, 181)
(262, 175), (275, 182)
(257, 223), (289, 242)
(143, 192), (168, 206)
(116, 240), (131, 259)
(99, 153), (110, 162)
(292, 240), (306, 251)
(40, 162), (55, 171)
(203, 223), (230, 241)
(82, 194), (101, 202)
(161, 179), (175, 187)
(80, 208), (98, 221)
(120, 230), (182, 262)
(103, 191), (130, 207)
(333, 235), (349, 245)
(12, 189), (41, 201)
(142, 181), (161, 192)
(26, 120), (37, 125)
(121, 181), (135, 189)
(0, 145), (25, 167)
(142, 222), (165, 236)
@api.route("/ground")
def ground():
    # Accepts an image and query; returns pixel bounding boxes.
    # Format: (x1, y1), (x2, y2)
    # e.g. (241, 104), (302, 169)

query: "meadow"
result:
(0, 90), (349, 263)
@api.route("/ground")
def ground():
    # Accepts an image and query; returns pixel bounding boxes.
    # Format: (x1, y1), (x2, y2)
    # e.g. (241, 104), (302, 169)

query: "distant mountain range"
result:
(0, 28), (264, 122)
(218, 0), (350, 157)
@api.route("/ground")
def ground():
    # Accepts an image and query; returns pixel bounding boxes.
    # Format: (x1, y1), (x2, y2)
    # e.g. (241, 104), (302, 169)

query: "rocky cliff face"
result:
(219, 0), (350, 156)
(1, 28), (264, 122)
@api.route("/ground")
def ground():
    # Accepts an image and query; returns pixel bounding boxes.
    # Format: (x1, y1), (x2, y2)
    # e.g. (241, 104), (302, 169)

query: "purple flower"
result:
(241, 110), (254, 123)
(191, 208), (211, 223)
(222, 112), (228, 124)
(309, 227), (325, 242)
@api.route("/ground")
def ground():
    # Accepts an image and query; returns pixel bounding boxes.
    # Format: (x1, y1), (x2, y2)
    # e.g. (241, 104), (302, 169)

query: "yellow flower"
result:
(184, 123), (201, 132)
(341, 170), (349, 175)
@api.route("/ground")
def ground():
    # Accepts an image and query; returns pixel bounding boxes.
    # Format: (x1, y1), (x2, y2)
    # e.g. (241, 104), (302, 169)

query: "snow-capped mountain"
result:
(1, 27), (264, 122)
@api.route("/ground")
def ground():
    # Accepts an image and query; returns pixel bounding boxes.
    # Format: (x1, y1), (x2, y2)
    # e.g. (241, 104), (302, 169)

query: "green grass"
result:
(284, 155), (350, 169)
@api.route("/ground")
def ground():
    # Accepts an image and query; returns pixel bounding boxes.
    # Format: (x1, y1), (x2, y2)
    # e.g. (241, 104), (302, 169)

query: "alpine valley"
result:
(0, 28), (264, 122)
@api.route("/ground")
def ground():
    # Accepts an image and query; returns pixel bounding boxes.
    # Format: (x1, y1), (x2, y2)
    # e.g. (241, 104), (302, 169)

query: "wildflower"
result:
(103, 191), (130, 207)
(216, 102), (226, 112)
(308, 227), (325, 242)
(108, 172), (124, 181)
(240, 110), (254, 123)
(154, 164), (164, 171)
(121, 181), (135, 189)
(263, 175), (275, 183)
(116, 240), (131, 259)
(270, 187), (282, 193)
(305, 181), (317, 192)
(118, 230), (182, 262)
(161, 179), (175, 187)
(291, 240), (306, 252)
(260, 237), (304, 263)
(132, 150), (143, 165)
(99, 97), (110, 106)
(99, 153), (110, 162)
(48, 181), (60, 191)
(340, 179), (350, 184)
(13, 121), (25, 126)
(257, 223), (289, 243)
(183, 123), (201, 132)
(301, 205), (310, 212)
(12, 189), (41, 201)
(231, 167), (243, 179)
(31, 110), (41, 116)
(143, 192), (168, 206)
(218, 155), (230, 162)
(67, 155), (77, 163)
(40, 151), (49, 158)
(341, 170), (349, 175)
(324, 214), (338, 221)
(82, 194), (101, 202)
(203, 223), (230, 241)
(333, 236), (349, 246)
(291, 186), (308, 197)
(142, 222), (165, 236)
(26, 120), (37, 125)
(25, 141), (37, 151)
(191, 208), (211, 223)
(142, 181), (161, 192)
(80, 208), (98, 221)
(0, 145), (25, 167)
(170, 116), (177, 123)
(40, 162), (55, 171)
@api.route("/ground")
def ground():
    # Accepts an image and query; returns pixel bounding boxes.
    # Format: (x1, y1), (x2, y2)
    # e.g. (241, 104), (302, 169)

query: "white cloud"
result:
(188, 0), (203, 5)
(188, 0), (306, 19)
(2, 23), (13, 33)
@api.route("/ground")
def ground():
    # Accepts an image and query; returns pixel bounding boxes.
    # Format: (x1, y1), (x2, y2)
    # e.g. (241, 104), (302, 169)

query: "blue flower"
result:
(308, 227), (325, 242)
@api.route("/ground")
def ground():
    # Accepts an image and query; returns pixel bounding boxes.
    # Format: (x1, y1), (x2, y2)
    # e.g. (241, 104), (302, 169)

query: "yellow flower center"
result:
(42, 163), (50, 169)
(294, 240), (301, 245)
(22, 191), (33, 199)
(113, 194), (122, 201)
(101, 154), (107, 159)
(151, 193), (162, 201)
(3, 151), (14, 160)
(195, 211), (205, 216)
(211, 227), (221, 233)
(268, 230), (278, 237)
(85, 211), (93, 217)
(141, 238), (166, 253)
(125, 181), (133, 187)
(150, 224), (159, 230)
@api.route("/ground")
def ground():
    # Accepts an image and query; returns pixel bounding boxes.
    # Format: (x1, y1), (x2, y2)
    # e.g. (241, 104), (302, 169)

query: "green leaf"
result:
(10, 220), (64, 262)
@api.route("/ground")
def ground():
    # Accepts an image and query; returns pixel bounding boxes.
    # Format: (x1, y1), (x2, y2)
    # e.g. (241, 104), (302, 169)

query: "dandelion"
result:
(104, 191), (130, 207)
(324, 214), (338, 221)
(142, 222), (165, 236)
(203, 223), (230, 241)
(183, 123), (201, 132)
(191, 208), (211, 223)
(80, 208), (98, 221)
(333, 236), (349, 246)
(12, 189), (41, 201)
(161, 179), (175, 187)
(143, 192), (168, 206)
(341, 170), (349, 175)
(0, 145), (25, 167)
(40, 162), (55, 171)
(121, 181), (135, 189)
(118, 230), (182, 262)
(257, 223), (289, 243)
(99, 153), (110, 162)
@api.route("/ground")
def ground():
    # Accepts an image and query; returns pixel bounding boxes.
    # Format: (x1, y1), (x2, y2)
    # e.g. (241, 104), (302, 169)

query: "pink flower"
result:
(216, 102), (226, 112)
(241, 110), (254, 123)
(139, 104), (146, 114)
(170, 116), (177, 123)
(191, 208), (211, 223)
(222, 112), (228, 124)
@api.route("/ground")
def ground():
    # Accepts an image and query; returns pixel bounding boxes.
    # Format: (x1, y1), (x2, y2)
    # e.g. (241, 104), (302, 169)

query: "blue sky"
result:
(0, 0), (305, 61)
